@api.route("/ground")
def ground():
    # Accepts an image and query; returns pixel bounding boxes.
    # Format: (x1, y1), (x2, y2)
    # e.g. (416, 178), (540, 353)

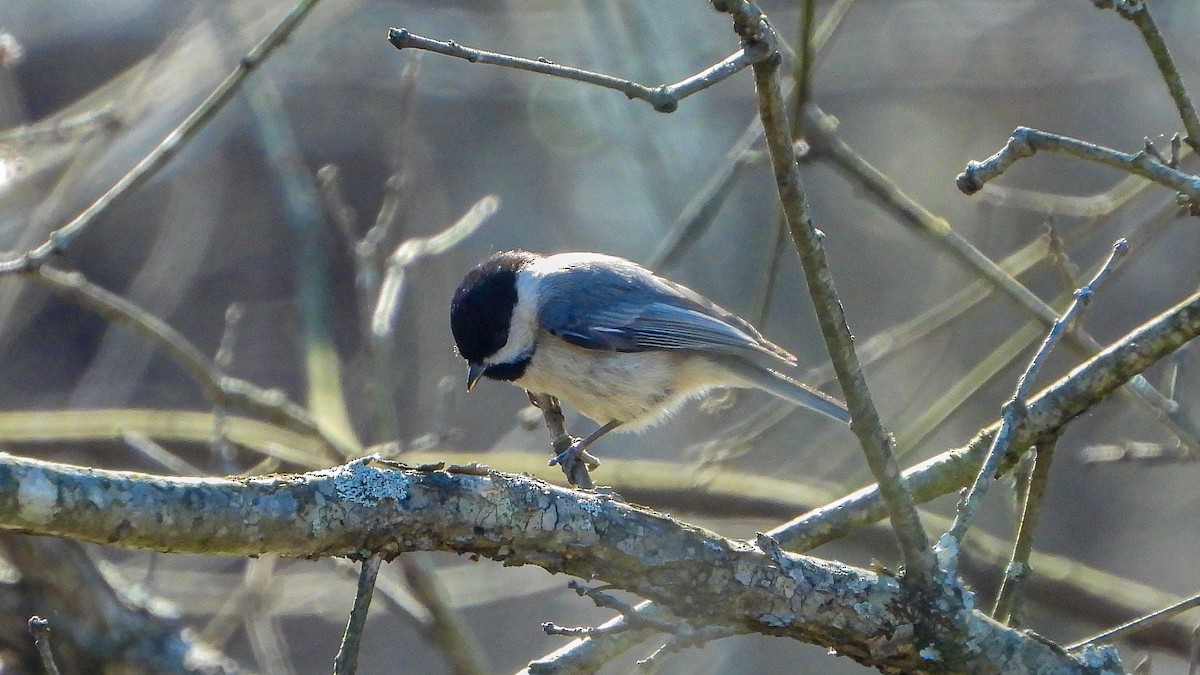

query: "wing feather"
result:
(534, 255), (794, 367)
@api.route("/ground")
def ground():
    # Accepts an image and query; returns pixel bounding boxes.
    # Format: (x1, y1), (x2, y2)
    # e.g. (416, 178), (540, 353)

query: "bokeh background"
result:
(1, 0), (1199, 672)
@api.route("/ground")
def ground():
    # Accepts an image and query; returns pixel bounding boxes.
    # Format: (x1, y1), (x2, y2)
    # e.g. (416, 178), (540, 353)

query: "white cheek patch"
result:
(487, 270), (540, 366)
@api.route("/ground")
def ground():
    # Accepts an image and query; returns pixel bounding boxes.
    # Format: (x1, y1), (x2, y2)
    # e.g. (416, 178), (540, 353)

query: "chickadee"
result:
(450, 250), (851, 466)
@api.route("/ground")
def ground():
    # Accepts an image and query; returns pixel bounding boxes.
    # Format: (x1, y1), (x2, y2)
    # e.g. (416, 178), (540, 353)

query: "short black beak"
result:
(466, 362), (486, 392)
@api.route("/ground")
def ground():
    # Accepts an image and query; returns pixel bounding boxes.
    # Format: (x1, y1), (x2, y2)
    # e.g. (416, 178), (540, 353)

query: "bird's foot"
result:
(549, 439), (601, 470)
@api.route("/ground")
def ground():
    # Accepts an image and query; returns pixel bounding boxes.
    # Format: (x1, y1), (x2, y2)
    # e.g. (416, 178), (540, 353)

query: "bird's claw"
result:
(549, 440), (600, 470)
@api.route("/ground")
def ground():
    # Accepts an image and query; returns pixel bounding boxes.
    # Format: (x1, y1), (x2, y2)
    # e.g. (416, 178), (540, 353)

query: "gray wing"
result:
(536, 257), (796, 366)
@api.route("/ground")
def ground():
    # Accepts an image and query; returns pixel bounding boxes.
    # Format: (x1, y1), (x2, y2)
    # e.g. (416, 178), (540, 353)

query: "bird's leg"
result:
(549, 420), (620, 468)
(526, 390), (600, 487)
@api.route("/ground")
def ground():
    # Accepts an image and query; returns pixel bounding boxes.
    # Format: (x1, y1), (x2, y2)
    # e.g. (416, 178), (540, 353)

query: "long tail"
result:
(723, 361), (851, 425)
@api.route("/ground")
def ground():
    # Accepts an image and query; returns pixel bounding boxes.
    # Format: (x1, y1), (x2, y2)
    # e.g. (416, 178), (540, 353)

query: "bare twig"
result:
(27, 266), (345, 460)
(122, 431), (205, 476)
(794, 0), (819, 108)
(0, 104), (118, 146)
(387, 28), (754, 113)
(316, 165), (360, 243)
(646, 119), (761, 269)
(806, 107), (1198, 453)
(992, 434), (1059, 626)
(6, 538), (240, 673)
(957, 127), (1200, 213)
(0, 0), (327, 274)
(212, 302), (245, 470)
(946, 239), (1129, 544)
(1067, 590), (1200, 651)
(647, 0), (855, 271)
(974, 148), (1189, 216)
(635, 625), (739, 669)
(333, 555), (383, 675)
(543, 581), (678, 636)
(1094, 0), (1200, 152)
(1079, 440), (1194, 464)
(400, 555), (490, 675)
(27, 616), (62, 675)
(371, 194), (500, 338)
(0, 408), (330, 466)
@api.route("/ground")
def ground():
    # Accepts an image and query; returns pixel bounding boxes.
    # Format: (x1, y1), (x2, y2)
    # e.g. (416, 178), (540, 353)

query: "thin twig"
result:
(646, 119), (761, 269)
(0, 0), (326, 274)
(27, 266), (344, 460)
(201, 557), (278, 650)
(387, 28), (754, 113)
(122, 431), (205, 476)
(27, 616), (62, 675)
(0, 104), (118, 146)
(1096, 0), (1200, 152)
(400, 555), (490, 675)
(1044, 220), (1081, 292)
(957, 126), (1200, 214)
(333, 556), (383, 675)
(992, 434), (1059, 626)
(371, 194), (500, 338)
(0, 409), (329, 466)
(723, 0), (933, 587)
(975, 145), (1190, 216)
(794, 0), (818, 108)
(646, 0), (855, 271)
(946, 239), (1129, 544)
(212, 302), (245, 471)
(806, 107), (1198, 453)
(1067, 590), (1200, 651)
(316, 165), (360, 244)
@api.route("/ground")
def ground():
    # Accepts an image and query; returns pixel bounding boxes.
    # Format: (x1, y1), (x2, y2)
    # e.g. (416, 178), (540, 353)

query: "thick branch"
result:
(0, 454), (1117, 673)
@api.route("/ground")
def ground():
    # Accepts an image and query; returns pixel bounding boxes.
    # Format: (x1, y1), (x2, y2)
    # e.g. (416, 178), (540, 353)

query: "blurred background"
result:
(0, 0), (1198, 672)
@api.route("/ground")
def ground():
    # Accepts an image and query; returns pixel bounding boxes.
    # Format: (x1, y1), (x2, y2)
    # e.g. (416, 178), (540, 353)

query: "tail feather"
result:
(722, 360), (851, 425)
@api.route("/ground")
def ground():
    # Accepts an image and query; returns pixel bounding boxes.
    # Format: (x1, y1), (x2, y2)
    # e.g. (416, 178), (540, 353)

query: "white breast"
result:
(514, 332), (734, 430)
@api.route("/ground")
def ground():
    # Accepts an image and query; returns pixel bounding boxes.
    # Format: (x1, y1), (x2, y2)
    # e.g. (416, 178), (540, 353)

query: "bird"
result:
(449, 250), (851, 467)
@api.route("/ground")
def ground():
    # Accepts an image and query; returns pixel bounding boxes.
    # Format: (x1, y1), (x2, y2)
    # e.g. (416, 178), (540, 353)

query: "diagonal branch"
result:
(25, 266), (346, 461)
(715, 0), (935, 588)
(806, 107), (1197, 452)
(1093, 0), (1200, 152)
(773, 283), (1200, 550)
(0, 0), (327, 275)
(946, 239), (1129, 544)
